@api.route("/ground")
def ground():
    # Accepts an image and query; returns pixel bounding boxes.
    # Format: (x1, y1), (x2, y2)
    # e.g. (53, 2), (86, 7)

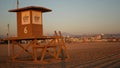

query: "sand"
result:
(0, 42), (120, 68)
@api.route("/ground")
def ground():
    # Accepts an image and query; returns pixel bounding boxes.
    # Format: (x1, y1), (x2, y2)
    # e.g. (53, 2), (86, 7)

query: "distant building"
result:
(95, 34), (102, 40)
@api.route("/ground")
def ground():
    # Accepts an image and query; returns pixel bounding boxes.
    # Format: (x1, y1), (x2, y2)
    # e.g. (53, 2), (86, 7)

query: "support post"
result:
(7, 24), (10, 57)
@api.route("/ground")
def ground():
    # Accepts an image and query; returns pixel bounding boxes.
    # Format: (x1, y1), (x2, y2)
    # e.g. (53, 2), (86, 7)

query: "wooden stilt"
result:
(59, 31), (70, 59)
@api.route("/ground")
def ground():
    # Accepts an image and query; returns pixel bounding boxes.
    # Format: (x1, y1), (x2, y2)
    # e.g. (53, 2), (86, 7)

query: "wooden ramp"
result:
(7, 31), (70, 63)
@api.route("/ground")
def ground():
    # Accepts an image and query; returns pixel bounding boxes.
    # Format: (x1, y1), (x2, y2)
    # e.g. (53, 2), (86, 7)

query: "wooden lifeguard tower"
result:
(9, 6), (52, 38)
(7, 6), (70, 63)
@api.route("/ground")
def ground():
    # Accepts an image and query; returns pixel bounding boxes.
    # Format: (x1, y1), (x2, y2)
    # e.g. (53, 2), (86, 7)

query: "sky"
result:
(0, 0), (120, 36)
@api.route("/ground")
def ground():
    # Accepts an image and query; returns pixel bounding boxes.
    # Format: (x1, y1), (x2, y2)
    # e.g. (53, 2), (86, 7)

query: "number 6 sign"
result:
(24, 26), (28, 34)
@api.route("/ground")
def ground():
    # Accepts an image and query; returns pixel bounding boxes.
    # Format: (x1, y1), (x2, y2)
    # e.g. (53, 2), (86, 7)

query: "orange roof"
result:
(8, 6), (52, 12)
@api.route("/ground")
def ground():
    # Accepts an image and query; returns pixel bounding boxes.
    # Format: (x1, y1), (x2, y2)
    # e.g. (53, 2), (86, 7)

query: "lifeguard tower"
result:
(9, 6), (51, 38)
(7, 6), (70, 63)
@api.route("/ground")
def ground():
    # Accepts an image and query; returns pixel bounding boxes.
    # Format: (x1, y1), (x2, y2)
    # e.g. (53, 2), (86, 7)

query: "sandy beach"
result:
(0, 42), (120, 68)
